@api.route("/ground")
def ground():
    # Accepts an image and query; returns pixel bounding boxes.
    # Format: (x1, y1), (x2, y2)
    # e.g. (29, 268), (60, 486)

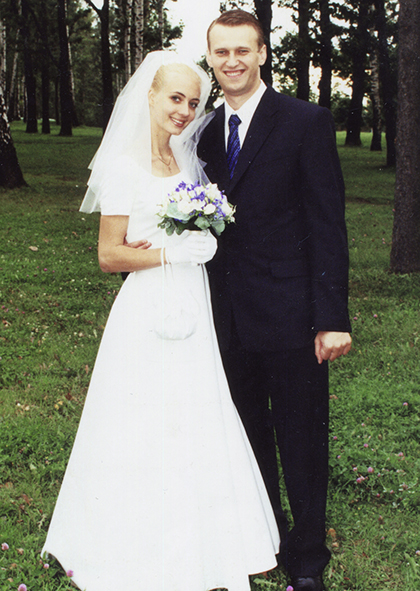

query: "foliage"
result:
(2, 0), (183, 128)
(1, 126), (420, 590)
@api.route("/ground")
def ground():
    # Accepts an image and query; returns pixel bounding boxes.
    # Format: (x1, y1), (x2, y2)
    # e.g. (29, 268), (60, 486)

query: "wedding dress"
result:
(42, 158), (280, 591)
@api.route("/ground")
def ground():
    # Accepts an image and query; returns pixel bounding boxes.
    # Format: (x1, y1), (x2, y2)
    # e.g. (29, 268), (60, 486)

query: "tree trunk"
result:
(157, 0), (164, 49)
(57, 0), (73, 136)
(0, 85), (27, 188)
(390, 0), (420, 273)
(85, 0), (115, 130)
(254, 0), (273, 86)
(369, 50), (382, 151)
(55, 75), (60, 125)
(0, 20), (6, 101)
(133, 0), (144, 69)
(318, 0), (332, 108)
(122, 0), (133, 82)
(41, 63), (50, 134)
(21, 0), (38, 133)
(374, 0), (397, 167)
(345, 0), (370, 146)
(297, 0), (310, 101)
(67, 32), (79, 127)
(100, 0), (114, 130)
(7, 45), (19, 121)
(40, 2), (50, 134)
(8, 0), (22, 121)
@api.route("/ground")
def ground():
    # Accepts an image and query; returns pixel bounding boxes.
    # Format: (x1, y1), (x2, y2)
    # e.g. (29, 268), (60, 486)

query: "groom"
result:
(198, 9), (352, 591)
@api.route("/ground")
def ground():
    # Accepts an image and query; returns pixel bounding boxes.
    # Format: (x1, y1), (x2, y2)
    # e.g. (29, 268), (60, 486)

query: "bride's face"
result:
(148, 67), (202, 137)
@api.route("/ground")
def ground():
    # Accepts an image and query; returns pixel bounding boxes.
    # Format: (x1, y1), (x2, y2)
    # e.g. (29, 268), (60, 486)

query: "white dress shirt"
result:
(224, 81), (267, 149)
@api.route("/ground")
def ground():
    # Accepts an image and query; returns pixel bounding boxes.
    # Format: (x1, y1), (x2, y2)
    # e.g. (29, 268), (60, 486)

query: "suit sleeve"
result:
(299, 107), (351, 333)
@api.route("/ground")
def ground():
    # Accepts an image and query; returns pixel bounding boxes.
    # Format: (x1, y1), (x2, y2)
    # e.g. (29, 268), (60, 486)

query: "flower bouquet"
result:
(157, 181), (235, 236)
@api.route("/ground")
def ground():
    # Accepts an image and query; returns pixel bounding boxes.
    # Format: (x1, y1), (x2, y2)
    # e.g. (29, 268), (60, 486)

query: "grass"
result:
(1, 123), (420, 591)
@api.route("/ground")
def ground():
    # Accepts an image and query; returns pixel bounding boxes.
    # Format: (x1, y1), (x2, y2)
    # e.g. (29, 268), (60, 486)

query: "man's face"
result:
(207, 24), (267, 107)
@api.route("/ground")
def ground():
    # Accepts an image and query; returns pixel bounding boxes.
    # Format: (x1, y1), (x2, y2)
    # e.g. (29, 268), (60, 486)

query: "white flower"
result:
(194, 201), (206, 212)
(220, 200), (233, 215)
(206, 183), (222, 200)
(178, 199), (196, 214)
(175, 189), (189, 202)
(203, 203), (216, 215)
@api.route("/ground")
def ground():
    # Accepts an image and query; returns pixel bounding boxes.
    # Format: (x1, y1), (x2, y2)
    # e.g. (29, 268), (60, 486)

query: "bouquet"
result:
(157, 181), (235, 236)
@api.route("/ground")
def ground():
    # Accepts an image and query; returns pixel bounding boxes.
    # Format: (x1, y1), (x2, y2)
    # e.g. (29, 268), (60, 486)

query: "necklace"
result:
(153, 151), (173, 168)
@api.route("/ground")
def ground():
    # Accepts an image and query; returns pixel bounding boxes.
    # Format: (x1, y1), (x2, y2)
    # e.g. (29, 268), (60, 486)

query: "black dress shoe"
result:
(290, 575), (324, 591)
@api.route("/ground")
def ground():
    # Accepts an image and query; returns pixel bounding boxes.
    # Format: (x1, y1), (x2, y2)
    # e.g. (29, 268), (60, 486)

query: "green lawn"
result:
(1, 123), (419, 591)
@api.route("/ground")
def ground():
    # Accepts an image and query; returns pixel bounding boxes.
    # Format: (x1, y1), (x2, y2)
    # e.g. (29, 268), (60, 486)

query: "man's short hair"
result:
(207, 9), (265, 50)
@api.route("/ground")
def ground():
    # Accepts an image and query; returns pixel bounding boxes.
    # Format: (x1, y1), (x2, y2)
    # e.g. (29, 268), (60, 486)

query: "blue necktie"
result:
(227, 114), (241, 178)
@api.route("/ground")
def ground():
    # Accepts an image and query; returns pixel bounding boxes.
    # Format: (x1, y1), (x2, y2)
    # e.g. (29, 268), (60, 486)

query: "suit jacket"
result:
(198, 86), (351, 352)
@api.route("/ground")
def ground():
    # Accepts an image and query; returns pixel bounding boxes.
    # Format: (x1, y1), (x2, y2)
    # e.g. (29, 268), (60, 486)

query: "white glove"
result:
(165, 231), (218, 265)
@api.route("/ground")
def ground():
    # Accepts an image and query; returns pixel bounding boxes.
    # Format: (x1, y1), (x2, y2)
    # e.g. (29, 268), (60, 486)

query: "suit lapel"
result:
(229, 87), (280, 194)
(203, 105), (230, 190)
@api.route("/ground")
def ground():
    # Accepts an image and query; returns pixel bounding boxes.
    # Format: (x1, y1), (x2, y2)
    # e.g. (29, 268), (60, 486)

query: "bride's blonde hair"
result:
(150, 63), (202, 94)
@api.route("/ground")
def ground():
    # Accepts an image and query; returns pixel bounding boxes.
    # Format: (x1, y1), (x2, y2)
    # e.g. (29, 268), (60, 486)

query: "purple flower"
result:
(1, 543), (9, 551)
(287, 587), (294, 591)
(364, 443), (369, 448)
(66, 570), (74, 578)
(373, 314), (378, 318)
(333, 435), (338, 440)
(18, 585), (27, 591)
(403, 402), (408, 406)
(367, 466), (374, 474)
(43, 564), (49, 570)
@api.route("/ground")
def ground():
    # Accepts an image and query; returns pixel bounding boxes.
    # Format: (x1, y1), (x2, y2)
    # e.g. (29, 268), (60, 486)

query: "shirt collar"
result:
(224, 81), (267, 147)
(225, 81), (267, 127)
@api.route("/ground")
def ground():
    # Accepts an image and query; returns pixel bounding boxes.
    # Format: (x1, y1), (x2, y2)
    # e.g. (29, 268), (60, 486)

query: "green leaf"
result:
(194, 217), (211, 230)
(211, 220), (225, 235)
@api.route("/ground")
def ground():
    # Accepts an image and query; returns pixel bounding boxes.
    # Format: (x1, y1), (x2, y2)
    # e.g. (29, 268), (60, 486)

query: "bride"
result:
(42, 51), (280, 591)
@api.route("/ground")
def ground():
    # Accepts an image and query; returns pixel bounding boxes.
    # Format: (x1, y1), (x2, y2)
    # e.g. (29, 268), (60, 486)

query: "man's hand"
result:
(123, 238), (152, 250)
(314, 331), (352, 364)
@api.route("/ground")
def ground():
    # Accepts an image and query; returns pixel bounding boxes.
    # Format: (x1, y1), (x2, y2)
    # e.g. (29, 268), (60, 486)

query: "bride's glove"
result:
(165, 231), (218, 265)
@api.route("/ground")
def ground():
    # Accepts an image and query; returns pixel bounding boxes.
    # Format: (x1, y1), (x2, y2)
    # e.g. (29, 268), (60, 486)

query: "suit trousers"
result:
(220, 324), (331, 578)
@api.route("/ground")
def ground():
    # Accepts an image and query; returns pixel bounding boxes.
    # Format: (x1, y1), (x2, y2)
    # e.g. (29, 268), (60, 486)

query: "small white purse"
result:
(153, 250), (200, 340)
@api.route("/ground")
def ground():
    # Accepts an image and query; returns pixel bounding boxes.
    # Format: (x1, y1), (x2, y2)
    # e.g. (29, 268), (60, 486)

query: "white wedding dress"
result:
(42, 158), (280, 591)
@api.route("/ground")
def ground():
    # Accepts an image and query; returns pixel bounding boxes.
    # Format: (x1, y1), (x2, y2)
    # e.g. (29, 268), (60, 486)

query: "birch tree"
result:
(133, 0), (144, 68)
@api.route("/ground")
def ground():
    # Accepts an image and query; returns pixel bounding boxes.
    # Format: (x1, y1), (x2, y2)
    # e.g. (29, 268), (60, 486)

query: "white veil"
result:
(80, 51), (213, 214)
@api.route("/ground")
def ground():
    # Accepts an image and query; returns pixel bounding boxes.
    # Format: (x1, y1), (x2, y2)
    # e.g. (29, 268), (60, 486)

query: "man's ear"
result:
(259, 44), (267, 67)
(148, 88), (154, 106)
(206, 50), (213, 69)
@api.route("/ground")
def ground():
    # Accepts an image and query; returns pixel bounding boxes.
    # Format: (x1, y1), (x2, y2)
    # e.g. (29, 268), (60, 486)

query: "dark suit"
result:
(198, 86), (351, 577)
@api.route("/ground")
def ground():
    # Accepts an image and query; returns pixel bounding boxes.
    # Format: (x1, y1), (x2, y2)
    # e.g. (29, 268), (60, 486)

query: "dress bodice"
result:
(126, 170), (185, 248)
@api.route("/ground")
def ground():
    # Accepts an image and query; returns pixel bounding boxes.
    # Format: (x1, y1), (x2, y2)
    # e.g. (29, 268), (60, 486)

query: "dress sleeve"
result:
(97, 156), (140, 216)
(80, 155), (141, 215)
